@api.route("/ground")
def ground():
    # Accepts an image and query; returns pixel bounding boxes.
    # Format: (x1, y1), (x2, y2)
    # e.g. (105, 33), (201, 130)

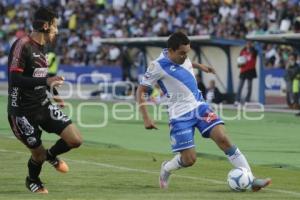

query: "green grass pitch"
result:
(0, 96), (299, 200)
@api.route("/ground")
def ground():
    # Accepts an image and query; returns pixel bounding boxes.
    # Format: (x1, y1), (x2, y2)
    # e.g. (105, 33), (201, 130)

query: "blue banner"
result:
(0, 65), (7, 82)
(264, 68), (285, 91)
(0, 65), (122, 83)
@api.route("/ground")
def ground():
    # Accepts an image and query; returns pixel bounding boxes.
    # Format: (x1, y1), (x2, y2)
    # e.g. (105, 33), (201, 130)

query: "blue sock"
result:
(225, 145), (237, 156)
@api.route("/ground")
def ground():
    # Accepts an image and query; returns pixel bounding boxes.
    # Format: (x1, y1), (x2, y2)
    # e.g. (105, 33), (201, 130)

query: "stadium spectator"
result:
(235, 41), (257, 104)
(121, 46), (134, 81)
(284, 52), (300, 108)
(1, 0), (300, 67)
(265, 44), (279, 68)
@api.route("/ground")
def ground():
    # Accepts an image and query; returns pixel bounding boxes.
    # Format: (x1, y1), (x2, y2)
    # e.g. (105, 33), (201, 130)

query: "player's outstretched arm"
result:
(11, 73), (64, 88)
(192, 63), (216, 74)
(136, 85), (158, 130)
(10, 72), (48, 88)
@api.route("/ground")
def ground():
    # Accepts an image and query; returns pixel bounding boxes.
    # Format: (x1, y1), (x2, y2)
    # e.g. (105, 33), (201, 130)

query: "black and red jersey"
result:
(239, 47), (257, 74)
(7, 35), (50, 115)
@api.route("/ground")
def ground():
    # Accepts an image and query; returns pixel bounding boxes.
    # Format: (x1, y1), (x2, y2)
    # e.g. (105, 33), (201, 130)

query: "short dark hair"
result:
(289, 52), (298, 59)
(167, 32), (190, 51)
(32, 7), (58, 32)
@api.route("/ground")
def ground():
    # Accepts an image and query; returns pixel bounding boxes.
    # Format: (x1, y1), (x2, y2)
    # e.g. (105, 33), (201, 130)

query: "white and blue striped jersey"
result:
(140, 49), (204, 119)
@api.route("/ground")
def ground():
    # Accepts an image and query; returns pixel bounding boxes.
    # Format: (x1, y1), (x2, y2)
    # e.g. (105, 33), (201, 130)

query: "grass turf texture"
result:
(0, 96), (299, 200)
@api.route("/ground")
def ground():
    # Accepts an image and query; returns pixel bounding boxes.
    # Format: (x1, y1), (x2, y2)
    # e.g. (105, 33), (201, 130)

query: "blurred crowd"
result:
(0, 0), (300, 67)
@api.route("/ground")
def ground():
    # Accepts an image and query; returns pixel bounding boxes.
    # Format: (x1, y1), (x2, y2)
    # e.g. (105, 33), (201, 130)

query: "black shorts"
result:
(8, 104), (72, 149)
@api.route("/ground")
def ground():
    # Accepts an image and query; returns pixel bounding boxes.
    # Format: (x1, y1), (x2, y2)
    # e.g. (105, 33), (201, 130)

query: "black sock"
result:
(28, 157), (42, 180)
(47, 139), (71, 160)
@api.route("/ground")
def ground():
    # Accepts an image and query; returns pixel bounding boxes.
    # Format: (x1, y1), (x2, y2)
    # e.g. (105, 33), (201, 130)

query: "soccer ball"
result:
(227, 167), (254, 191)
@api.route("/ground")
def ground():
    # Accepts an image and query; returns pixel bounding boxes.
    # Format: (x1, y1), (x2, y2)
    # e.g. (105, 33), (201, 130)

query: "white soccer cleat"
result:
(159, 161), (171, 189)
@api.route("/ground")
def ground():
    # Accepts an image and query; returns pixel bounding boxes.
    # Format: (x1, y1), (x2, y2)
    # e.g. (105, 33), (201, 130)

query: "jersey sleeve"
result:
(9, 39), (47, 88)
(140, 61), (163, 88)
(9, 39), (28, 73)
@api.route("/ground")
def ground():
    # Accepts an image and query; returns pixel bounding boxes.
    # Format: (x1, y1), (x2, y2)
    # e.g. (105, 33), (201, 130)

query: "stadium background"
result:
(1, 0), (300, 103)
(0, 0), (300, 200)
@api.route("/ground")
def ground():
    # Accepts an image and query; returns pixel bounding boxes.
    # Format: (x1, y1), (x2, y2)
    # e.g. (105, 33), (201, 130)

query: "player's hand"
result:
(53, 95), (65, 108)
(47, 76), (64, 87)
(144, 118), (158, 130)
(206, 66), (216, 74)
(196, 63), (216, 74)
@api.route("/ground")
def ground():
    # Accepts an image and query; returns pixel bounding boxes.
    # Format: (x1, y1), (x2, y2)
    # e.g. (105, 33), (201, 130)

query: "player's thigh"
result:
(209, 124), (232, 151)
(8, 115), (43, 149)
(39, 104), (72, 134)
(40, 104), (82, 147)
(195, 103), (224, 138)
(170, 125), (195, 153)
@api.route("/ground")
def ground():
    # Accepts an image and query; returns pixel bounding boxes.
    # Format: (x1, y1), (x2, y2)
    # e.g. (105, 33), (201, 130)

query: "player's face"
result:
(169, 44), (190, 65)
(47, 18), (58, 44)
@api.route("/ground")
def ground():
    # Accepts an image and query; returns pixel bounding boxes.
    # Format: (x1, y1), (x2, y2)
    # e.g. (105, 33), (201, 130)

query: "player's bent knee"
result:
(185, 157), (196, 166)
(182, 154), (197, 167)
(67, 138), (82, 148)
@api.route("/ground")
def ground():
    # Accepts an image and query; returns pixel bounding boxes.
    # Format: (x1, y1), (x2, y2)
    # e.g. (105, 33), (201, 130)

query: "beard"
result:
(47, 34), (57, 49)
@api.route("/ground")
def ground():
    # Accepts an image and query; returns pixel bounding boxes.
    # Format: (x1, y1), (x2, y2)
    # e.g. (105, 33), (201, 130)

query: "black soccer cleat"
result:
(25, 176), (48, 194)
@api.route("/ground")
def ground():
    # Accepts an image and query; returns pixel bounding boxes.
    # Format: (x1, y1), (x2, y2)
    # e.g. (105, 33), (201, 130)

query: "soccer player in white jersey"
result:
(137, 32), (271, 191)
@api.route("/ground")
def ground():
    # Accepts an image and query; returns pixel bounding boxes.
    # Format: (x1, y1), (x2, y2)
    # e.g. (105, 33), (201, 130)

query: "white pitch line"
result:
(1, 148), (300, 197)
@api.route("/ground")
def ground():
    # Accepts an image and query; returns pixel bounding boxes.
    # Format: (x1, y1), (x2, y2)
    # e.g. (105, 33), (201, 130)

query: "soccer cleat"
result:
(48, 158), (69, 173)
(159, 161), (171, 189)
(25, 176), (48, 194)
(251, 178), (272, 192)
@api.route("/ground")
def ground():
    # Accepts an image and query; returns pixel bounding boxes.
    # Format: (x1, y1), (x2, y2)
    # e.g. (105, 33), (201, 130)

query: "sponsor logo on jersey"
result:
(170, 65), (176, 72)
(176, 129), (192, 135)
(204, 112), (218, 123)
(33, 68), (48, 77)
(33, 52), (41, 58)
(11, 87), (19, 107)
(34, 86), (46, 90)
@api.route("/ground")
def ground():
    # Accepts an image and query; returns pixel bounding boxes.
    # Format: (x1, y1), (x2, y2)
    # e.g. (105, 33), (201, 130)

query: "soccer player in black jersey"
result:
(7, 7), (82, 194)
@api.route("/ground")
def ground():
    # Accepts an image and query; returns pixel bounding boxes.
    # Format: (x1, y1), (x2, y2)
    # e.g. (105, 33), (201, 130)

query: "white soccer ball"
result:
(227, 167), (254, 191)
(237, 56), (247, 65)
